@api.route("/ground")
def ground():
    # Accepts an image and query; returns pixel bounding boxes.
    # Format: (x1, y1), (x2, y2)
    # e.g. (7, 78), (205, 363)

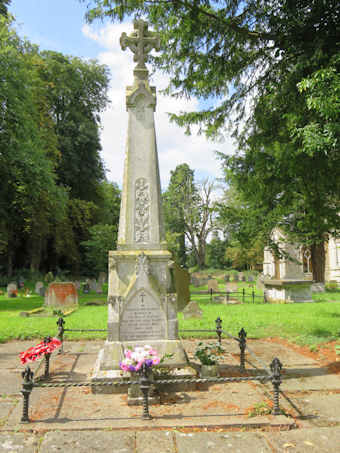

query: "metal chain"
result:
(64, 329), (108, 332)
(244, 344), (272, 375)
(34, 374), (271, 388)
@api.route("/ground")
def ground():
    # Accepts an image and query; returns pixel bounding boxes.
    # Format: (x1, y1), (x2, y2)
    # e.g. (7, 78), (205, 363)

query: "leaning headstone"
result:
(7, 282), (17, 297)
(182, 301), (203, 319)
(45, 282), (78, 308)
(35, 281), (44, 295)
(89, 279), (97, 292)
(39, 286), (46, 297)
(207, 279), (219, 292)
(98, 272), (107, 285)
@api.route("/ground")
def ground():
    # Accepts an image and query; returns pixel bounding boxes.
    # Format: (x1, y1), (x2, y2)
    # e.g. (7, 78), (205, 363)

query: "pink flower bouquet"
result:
(119, 345), (160, 373)
(19, 337), (62, 365)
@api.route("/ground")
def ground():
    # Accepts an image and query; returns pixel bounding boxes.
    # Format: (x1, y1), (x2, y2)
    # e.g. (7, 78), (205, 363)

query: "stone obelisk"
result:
(94, 20), (187, 377)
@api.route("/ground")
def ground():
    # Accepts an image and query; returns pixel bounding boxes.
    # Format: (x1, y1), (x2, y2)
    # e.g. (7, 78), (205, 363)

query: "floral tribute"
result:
(19, 337), (61, 365)
(119, 345), (160, 372)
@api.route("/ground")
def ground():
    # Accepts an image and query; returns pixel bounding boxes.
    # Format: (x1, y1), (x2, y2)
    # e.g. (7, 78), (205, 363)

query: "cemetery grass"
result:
(0, 284), (340, 348)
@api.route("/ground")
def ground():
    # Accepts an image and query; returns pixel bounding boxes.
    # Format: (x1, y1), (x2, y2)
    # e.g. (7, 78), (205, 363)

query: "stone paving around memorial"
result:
(1, 339), (340, 452)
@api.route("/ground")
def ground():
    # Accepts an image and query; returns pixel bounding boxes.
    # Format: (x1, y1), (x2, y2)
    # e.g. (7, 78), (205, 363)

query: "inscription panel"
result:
(120, 290), (166, 341)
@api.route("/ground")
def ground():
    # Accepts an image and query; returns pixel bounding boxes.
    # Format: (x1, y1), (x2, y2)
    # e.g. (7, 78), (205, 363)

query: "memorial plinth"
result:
(93, 21), (188, 385)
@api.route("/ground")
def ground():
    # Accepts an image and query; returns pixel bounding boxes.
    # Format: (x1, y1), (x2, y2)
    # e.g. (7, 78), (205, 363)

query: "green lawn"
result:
(1, 283), (340, 348)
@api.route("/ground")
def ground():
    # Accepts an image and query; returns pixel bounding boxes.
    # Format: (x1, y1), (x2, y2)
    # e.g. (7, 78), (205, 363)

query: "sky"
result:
(10, 0), (236, 190)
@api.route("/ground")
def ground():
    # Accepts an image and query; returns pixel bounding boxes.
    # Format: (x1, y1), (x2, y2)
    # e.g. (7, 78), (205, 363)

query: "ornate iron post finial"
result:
(139, 363), (152, 420)
(56, 317), (65, 354)
(21, 366), (34, 423)
(238, 328), (247, 372)
(215, 317), (222, 345)
(270, 357), (283, 415)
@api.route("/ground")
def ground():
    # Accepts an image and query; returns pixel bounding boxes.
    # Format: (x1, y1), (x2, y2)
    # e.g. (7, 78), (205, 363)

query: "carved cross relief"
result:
(120, 19), (160, 71)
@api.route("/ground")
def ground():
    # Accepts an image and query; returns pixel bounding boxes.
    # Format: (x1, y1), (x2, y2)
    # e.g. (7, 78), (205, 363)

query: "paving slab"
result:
(283, 392), (340, 426)
(5, 383), (291, 430)
(136, 431), (175, 453)
(175, 431), (272, 453)
(0, 433), (38, 452)
(266, 426), (340, 452)
(39, 431), (135, 453)
(0, 401), (17, 426)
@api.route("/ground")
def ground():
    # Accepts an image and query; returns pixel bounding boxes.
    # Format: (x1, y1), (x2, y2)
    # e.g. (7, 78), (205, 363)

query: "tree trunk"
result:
(311, 242), (325, 283)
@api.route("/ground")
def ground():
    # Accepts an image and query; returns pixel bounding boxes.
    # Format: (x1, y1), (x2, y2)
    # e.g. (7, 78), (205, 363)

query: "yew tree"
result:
(84, 0), (339, 281)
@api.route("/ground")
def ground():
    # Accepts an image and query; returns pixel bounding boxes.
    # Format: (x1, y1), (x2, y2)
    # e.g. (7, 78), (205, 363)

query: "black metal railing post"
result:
(139, 364), (152, 420)
(238, 328), (247, 372)
(270, 357), (282, 415)
(56, 317), (65, 354)
(252, 289), (255, 304)
(210, 288), (213, 302)
(215, 317), (222, 345)
(242, 288), (245, 303)
(226, 291), (229, 304)
(43, 336), (51, 379)
(21, 366), (34, 423)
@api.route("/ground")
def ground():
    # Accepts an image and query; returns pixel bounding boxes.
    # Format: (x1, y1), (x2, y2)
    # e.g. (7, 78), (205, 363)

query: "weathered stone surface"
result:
(173, 262), (190, 311)
(175, 432), (272, 453)
(34, 281), (44, 294)
(207, 279), (219, 292)
(136, 431), (175, 453)
(182, 301), (203, 319)
(45, 282), (78, 307)
(226, 282), (238, 292)
(39, 431), (135, 453)
(6, 282), (17, 297)
(0, 433), (37, 453)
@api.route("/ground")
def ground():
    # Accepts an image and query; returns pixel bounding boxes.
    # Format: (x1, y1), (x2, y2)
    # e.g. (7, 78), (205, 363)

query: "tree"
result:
(36, 51), (110, 203)
(206, 233), (231, 269)
(163, 164), (216, 269)
(163, 163), (196, 266)
(0, 0), (10, 17)
(0, 17), (62, 275)
(82, 224), (119, 274)
(85, 1), (339, 280)
(83, 1), (338, 135)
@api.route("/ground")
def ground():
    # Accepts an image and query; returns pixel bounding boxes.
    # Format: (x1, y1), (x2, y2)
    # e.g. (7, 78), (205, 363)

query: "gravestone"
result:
(263, 228), (312, 302)
(93, 20), (187, 382)
(248, 275), (254, 282)
(98, 272), (107, 285)
(74, 280), (81, 290)
(213, 295), (225, 304)
(182, 301), (203, 319)
(226, 282), (238, 292)
(96, 285), (103, 294)
(7, 282), (17, 297)
(89, 279), (97, 292)
(224, 274), (230, 282)
(45, 282), (78, 308)
(233, 273), (239, 282)
(83, 283), (90, 294)
(39, 287), (46, 297)
(207, 279), (219, 292)
(191, 276), (200, 287)
(35, 281), (44, 295)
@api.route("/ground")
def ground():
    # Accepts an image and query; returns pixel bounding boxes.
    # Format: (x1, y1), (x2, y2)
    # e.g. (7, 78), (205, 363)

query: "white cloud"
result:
(82, 22), (236, 191)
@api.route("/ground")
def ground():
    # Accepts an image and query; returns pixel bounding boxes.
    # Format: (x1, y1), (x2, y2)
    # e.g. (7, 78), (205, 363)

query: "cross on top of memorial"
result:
(120, 19), (160, 79)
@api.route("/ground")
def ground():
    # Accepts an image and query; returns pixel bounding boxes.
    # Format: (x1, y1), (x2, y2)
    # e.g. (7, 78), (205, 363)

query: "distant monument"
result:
(93, 20), (188, 379)
(263, 228), (312, 302)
